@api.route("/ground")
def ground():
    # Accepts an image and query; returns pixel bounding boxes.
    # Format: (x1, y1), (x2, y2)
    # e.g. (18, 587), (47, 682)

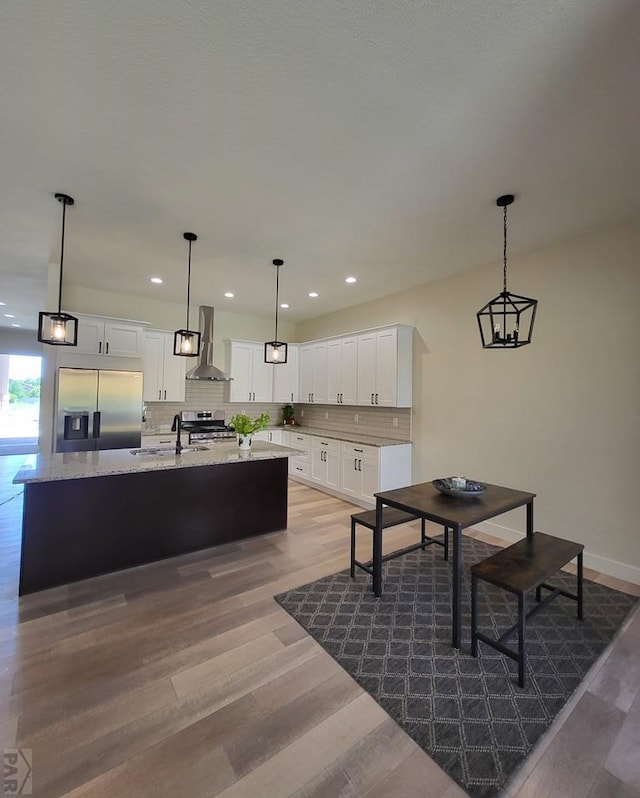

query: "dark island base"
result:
(19, 457), (288, 595)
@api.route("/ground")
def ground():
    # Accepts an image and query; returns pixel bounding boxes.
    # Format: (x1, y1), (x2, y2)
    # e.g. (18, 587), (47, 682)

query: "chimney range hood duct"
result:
(185, 306), (231, 381)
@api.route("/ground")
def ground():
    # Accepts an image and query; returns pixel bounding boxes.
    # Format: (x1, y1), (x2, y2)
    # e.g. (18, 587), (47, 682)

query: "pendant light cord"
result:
(502, 203), (508, 294)
(58, 199), (67, 313)
(186, 238), (192, 330)
(274, 263), (280, 340)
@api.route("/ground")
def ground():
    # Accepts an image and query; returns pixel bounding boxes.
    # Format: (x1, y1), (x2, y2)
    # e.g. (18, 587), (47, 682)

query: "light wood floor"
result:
(1, 454), (639, 798)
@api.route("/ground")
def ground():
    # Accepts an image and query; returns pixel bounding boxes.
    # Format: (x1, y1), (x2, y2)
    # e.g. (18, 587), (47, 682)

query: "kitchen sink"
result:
(130, 445), (210, 456)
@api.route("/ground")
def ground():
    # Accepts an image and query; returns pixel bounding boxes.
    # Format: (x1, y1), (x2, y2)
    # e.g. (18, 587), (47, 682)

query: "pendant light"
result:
(264, 258), (288, 363)
(173, 232), (201, 357)
(38, 193), (78, 346)
(476, 194), (537, 348)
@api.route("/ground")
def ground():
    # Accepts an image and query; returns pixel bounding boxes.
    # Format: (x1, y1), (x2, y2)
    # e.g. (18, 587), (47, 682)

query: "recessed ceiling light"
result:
(0, 301), (5, 306)
(224, 292), (234, 298)
(345, 276), (357, 284)
(150, 277), (163, 284)
(308, 292), (318, 298)
(11, 323), (21, 328)
(4, 313), (15, 318)
(280, 303), (289, 309)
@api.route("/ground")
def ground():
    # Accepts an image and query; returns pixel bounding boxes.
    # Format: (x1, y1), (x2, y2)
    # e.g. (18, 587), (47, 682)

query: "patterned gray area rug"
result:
(275, 536), (638, 798)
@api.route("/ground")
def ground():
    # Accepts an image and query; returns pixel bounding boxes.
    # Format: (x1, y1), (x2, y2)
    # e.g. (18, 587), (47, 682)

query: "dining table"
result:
(374, 480), (536, 648)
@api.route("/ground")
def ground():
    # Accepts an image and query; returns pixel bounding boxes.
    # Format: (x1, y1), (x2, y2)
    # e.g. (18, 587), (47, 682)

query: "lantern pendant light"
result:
(174, 232), (201, 357)
(476, 194), (538, 349)
(264, 258), (288, 364)
(38, 193), (79, 346)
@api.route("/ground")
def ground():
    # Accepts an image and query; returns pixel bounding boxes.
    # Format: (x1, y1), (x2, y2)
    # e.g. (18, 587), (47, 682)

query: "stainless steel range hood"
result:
(185, 306), (231, 381)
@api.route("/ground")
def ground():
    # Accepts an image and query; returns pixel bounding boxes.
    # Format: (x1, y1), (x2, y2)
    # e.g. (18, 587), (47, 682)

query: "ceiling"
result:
(1, 1), (639, 331)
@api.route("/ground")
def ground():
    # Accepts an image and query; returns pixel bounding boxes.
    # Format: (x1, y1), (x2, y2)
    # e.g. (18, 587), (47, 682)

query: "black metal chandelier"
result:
(476, 194), (537, 349)
(38, 193), (78, 346)
(264, 258), (288, 364)
(173, 232), (201, 357)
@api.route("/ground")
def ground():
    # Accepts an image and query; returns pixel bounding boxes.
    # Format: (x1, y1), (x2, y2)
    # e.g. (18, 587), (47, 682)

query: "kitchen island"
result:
(13, 441), (299, 594)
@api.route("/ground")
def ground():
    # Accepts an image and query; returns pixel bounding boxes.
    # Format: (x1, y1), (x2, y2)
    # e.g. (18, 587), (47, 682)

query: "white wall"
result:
(0, 328), (43, 357)
(295, 222), (640, 579)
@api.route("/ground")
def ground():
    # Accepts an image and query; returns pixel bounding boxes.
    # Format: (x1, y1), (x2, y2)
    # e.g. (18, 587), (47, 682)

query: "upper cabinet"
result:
(143, 330), (186, 402)
(75, 315), (144, 359)
(356, 326), (412, 407)
(227, 340), (273, 402)
(272, 344), (299, 404)
(299, 341), (327, 403)
(326, 336), (357, 405)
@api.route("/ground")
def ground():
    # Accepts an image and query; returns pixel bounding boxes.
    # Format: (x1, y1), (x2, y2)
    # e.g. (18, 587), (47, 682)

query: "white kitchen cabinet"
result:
(326, 336), (357, 405)
(75, 315), (144, 358)
(310, 437), (341, 489)
(272, 344), (299, 403)
(228, 340), (273, 402)
(289, 432), (412, 508)
(141, 432), (176, 447)
(356, 326), (413, 407)
(299, 341), (327, 403)
(142, 331), (186, 402)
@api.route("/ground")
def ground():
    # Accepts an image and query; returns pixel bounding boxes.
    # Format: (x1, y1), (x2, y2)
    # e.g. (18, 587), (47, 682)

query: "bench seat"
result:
(350, 507), (449, 580)
(471, 531), (584, 687)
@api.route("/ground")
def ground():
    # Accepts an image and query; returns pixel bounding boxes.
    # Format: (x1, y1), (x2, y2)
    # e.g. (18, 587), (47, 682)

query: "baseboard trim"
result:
(472, 520), (640, 586)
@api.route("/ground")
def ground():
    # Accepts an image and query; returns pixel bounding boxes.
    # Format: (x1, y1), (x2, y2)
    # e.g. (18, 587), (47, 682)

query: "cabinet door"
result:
(75, 317), (105, 355)
(273, 344), (299, 403)
(340, 336), (358, 405)
(310, 448), (325, 483)
(299, 345), (314, 403)
(103, 322), (144, 358)
(161, 337), (186, 401)
(326, 340), (343, 405)
(374, 328), (397, 407)
(341, 454), (360, 497)
(356, 333), (376, 406)
(311, 342), (327, 403)
(325, 451), (341, 489)
(360, 457), (380, 503)
(228, 342), (253, 402)
(251, 344), (273, 401)
(142, 332), (164, 401)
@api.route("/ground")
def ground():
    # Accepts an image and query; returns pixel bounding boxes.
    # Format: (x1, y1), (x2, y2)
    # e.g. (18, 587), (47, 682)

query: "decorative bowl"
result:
(432, 477), (486, 499)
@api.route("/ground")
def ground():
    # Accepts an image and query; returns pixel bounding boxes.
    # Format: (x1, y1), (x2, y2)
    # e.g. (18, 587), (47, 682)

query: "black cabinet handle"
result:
(354, 448), (363, 453)
(375, 393), (378, 404)
(98, 341), (102, 354)
(354, 458), (357, 470)
(358, 459), (362, 471)
(106, 341), (109, 354)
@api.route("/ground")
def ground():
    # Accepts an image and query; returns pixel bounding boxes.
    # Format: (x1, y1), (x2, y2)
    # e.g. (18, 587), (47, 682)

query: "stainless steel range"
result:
(180, 410), (236, 443)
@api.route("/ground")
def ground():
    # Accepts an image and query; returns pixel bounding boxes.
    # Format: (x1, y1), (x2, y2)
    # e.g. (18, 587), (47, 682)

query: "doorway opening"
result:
(0, 354), (41, 455)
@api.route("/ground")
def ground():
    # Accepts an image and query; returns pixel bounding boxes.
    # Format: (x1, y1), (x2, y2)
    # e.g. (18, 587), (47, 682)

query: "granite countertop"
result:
(13, 441), (300, 485)
(283, 426), (411, 447)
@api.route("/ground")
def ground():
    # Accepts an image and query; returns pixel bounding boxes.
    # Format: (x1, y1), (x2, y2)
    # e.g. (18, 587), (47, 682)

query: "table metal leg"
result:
(526, 500), (534, 539)
(452, 524), (462, 648)
(373, 498), (383, 597)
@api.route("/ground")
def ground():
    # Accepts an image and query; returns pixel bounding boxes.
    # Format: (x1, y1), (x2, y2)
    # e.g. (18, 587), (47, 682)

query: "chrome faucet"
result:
(171, 414), (183, 454)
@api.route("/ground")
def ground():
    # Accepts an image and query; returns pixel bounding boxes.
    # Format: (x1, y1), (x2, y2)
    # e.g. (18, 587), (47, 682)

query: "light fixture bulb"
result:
(52, 321), (66, 340)
(181, 337), (192, 354)
(272, 348), (280, 360)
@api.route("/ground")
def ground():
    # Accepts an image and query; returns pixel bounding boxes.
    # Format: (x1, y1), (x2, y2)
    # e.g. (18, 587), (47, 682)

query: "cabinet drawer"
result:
(289, 433), (310, 451)
(289, 458), (310, 477)
(310, 437), (340, 453)
(341, 441), (378, 460)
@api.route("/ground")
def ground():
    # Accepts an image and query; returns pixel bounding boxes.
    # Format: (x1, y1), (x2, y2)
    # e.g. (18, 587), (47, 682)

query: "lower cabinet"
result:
(310, 437), (341, 490)
(289, 434), (411, 507)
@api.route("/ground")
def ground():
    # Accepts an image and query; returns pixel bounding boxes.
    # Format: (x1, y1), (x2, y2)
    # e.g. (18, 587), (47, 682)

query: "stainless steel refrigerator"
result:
(55, 368), (143, 453)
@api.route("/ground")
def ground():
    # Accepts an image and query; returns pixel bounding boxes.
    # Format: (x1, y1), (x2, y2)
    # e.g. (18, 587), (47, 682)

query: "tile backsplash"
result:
(144, 381), (411, 440)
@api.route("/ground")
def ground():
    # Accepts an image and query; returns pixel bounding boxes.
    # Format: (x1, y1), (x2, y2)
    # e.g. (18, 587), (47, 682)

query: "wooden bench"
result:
(471, 531), (584, 688)
(350, 507), (449, 579)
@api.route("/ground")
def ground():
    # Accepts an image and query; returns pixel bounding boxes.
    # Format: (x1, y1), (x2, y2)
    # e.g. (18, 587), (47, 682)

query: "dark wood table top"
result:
(375, 481), (536, 528)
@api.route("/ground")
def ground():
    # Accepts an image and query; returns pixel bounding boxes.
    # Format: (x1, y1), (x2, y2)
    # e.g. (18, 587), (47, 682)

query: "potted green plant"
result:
(282, 404), (296, 425)
(229, 412), (271, 449)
